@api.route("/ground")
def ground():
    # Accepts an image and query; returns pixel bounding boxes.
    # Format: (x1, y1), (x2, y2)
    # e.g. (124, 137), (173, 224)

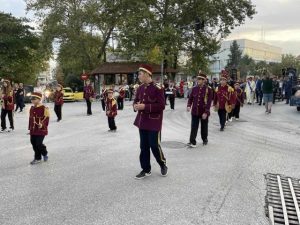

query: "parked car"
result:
(290, 85), (300, 111)
(63, 87), (75, 102)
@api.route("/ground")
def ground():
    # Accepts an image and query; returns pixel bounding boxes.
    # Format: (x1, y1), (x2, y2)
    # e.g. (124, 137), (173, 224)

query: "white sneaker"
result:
(235, 118), (239, 121)
(187, 143), (197, 148)
(0, 129), (7, 133)
(7, 128), (14, 132)
(229, 118), (233, 122)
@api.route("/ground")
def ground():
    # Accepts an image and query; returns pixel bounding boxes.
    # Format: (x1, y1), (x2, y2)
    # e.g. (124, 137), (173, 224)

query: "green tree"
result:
(227, 40), (242, 68)
(239, 55), (256, 78)
(0, 12), (48, 83)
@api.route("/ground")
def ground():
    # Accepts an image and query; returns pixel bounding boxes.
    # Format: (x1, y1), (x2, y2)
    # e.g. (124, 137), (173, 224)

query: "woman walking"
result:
(1, 80), (14, 132)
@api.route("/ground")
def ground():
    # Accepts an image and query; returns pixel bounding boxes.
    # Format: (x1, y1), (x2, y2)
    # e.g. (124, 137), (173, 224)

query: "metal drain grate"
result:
(265, 173), (300, 225)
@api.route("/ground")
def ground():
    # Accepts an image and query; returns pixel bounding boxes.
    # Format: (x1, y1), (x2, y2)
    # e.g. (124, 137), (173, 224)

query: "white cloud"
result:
(227, 0), (300, 55)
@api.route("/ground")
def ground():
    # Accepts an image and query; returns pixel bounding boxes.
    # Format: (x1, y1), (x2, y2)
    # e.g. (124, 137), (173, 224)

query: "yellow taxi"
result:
(63, 87), (75, 102)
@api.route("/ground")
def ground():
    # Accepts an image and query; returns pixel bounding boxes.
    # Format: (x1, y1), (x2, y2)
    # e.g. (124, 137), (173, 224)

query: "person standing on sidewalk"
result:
(83, 79), (94, 116)
(133, 64), (168, 179)
(53, 84), (64, 122)
(187, 73), (213, 147)
(1, 80), (14, 132)
(262, 75), (274, 114)
(255, 76), (263, 105)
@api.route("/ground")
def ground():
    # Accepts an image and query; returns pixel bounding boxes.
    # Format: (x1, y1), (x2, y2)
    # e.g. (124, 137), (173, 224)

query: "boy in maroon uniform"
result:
(1, 80), (14, 132)
(83, 79), (94, 115)
(117, 86), (125, 110)
(53, 84), (64, 122)
(106, 89), (117, 132)
(187, 73), (213, 147)
(233, 82), (244, 120)
(28, 92), (50, 165)
(133, 64), (168, 179)
(213, 75), (235, 131)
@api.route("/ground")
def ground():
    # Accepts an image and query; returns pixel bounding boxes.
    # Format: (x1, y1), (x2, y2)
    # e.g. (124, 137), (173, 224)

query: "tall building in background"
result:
(210, 39), (282, 76)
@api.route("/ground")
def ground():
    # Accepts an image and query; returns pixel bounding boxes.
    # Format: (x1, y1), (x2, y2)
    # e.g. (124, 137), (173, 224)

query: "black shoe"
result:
(161, 165), (168, 177)
(220, 128), (224, 132)
(135, 171), (151, 180)
(30, 159), (42, 165)
(57, 119), (61, 122)
(203, 140), (208, 145)
(258, 104), (261, 106)
(43, 155), (48, 162)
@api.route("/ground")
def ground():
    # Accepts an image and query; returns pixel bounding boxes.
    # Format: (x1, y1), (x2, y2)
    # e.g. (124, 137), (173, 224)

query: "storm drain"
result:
(265, 173), (300, 225)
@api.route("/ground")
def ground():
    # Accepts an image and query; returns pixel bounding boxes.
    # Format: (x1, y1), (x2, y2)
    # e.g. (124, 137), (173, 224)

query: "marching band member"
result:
(100, 84), (107, 112)
(187, 73), (213, 147)
(106, 89), (117, 132)
(53, 84), (64, 122)
(1, 80), (14, 132)
(213, 74), (235, 131)
(28, 92), (50, 165)
(83, 79), (94, 116)
(166, 82), (176, 110)
(233, 82), (244, 120)
(117, 86), (125, 110)
(133, 64), (168, 179)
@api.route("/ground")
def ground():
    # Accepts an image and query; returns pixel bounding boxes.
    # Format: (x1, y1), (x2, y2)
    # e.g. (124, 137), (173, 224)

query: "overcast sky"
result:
(1, 0), (300, 56)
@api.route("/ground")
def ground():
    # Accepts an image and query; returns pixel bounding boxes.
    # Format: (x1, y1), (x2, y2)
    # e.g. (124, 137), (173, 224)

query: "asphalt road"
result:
(0, 99), (299, 225)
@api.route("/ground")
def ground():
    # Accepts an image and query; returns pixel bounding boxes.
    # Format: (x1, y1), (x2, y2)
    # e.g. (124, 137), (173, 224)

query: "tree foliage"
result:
(0, 12), (48, 83)
(26, 0), (256, 77)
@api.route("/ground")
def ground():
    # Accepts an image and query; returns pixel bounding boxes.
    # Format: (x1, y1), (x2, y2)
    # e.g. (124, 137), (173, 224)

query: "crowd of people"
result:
(0, 67), (296, 179)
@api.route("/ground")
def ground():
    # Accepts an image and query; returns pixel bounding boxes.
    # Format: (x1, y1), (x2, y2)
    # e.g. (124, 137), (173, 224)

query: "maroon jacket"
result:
(2, 91), (14, 111)
(28, 105), (50, 136)
(235, 88), (244, 106)
(213, 85), (235, 110)
(187, 85), (213, 116)
(54, 90), (64, 105)
(106, 98), (117, 118)
(134, 82), (165, 131)
(119, 88), (126, 99)
(83, 85), (94, 99)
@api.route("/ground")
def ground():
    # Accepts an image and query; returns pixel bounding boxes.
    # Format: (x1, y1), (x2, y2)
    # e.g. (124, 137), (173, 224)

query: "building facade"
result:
(210, 39), (282, 77)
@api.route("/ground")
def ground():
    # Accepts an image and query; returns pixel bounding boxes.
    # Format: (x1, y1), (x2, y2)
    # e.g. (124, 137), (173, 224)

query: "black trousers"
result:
(85, 99), (92, 115)
(101, 99), (106, 111)
(1, 109), (14, 129)
(15, 98), (24, 111)
(30, 135), (47, 160)
(139, 129), (166, 173)
(54, 105), (62, 120)
(233, 105), (241, 118)
(273, 92), (276, 104)
(227, 111), (234, 120)
(169, 96), (175, 109)
(107, 117), (117, 130)
(189, 115), (208, 145)
(117, 98), (124, 110)
(218, 109), (227, 129)
(256, 90), (263, 104)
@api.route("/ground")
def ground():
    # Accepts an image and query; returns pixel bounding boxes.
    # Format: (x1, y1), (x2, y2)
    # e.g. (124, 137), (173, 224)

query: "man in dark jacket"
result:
(255, 76), (263, 105)
(283, 76), (292, 104)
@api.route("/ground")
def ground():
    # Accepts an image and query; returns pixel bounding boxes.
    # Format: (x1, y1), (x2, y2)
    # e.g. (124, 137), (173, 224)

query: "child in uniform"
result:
(106, 89), (117, 132)
(28, 92), (50, 165)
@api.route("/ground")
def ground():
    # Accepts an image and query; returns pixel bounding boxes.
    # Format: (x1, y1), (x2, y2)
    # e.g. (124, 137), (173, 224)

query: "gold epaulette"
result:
(112, 98), (117, 106)
(44, 107), (50, 118)
(228, 86), (234, 92)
